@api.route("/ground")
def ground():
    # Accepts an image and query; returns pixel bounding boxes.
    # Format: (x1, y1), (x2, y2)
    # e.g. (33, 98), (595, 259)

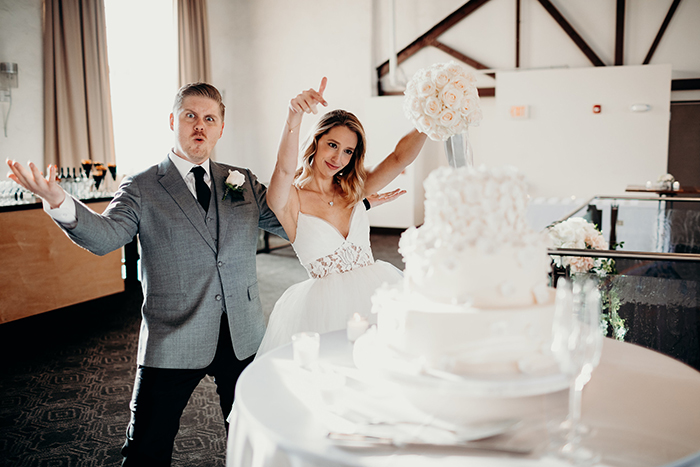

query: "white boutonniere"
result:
(222, 170), (246, 201)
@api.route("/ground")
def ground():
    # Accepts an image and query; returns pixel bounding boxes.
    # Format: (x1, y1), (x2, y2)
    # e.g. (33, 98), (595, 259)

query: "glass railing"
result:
(545, 195), (700, 371)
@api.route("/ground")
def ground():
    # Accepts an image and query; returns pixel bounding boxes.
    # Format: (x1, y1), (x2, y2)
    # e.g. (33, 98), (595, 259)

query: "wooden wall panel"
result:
(668, 102), (700, 186)
(0, 201), (124, 324)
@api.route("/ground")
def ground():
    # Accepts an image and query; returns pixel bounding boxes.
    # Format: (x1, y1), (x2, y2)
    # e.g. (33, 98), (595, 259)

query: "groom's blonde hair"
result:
(173, 82), (226, 120)
(294, 110), (368, 204)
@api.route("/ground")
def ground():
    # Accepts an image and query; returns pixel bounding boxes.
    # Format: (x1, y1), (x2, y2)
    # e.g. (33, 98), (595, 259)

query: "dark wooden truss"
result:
(376, 0), (698, 96)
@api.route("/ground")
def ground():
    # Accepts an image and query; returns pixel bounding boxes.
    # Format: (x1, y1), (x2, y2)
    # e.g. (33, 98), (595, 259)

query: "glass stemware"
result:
(550, 277), (604, 465)
(91, 162), (106, 194)
(107, 163), (118, 194)
(81, 159), (93, 179)
(93, 170), (105, 192)
(107, 163), (117, 181)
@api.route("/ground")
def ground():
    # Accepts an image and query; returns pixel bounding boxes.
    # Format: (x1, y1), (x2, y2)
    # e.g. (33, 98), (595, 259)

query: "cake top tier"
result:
(403, 165), (541, 255)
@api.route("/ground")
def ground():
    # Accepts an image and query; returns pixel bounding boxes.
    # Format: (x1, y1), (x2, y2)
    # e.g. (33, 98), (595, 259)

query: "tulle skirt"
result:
(256, 260), (402, 356)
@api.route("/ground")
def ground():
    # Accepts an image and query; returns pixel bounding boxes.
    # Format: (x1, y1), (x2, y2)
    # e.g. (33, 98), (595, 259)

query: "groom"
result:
(6, 82), (286, 465)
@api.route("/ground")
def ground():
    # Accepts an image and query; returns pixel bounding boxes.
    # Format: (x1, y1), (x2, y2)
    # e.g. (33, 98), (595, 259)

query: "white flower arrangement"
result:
(403, 61), (482, 141)
(547, 217), (627, 341)
(658, 173), (675, 183)
(657, 173), (675, 190)
(547, 217), (610, 275)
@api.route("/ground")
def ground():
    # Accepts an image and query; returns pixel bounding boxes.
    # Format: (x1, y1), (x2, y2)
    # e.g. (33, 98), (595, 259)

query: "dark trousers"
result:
(121, 315), (254, 466)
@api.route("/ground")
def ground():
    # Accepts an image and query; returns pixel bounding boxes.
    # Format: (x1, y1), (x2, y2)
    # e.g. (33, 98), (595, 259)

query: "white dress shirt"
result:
(168, 151), (212, 197)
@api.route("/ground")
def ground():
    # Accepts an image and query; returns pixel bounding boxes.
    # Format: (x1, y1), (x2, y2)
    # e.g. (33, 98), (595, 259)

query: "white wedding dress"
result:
(256, 202), (402, 355)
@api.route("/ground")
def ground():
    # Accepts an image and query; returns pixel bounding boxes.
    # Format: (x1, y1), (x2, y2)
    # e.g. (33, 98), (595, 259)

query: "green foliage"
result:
(572, 273), (628, 342)
(600, 283), (627, 341)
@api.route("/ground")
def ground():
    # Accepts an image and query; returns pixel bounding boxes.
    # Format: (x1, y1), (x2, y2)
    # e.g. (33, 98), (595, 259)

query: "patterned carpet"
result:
(0, 286), (232, 466)
(0, 231), (403, 467)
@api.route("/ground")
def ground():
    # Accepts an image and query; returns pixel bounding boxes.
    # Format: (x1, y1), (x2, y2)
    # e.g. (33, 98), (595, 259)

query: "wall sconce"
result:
(1, 62), (19, 137)
(630, 104), (651, 112)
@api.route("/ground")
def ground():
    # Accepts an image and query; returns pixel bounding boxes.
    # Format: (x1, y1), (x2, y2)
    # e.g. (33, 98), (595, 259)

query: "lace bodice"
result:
(292, 203), (375, 279)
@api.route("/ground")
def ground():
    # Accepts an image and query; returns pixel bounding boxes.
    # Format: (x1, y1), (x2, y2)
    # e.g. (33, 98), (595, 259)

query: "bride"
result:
(257, 77), (427, 355)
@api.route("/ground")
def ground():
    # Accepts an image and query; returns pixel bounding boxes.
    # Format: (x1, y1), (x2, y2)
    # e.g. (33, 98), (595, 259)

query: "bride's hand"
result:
(366, 189), (406, 209)
(289, 77), (328, 115)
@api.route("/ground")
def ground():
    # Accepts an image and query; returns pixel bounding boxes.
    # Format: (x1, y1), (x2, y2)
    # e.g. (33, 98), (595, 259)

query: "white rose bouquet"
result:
(403, 61), (482, 141)
(222, 169), (246, 201)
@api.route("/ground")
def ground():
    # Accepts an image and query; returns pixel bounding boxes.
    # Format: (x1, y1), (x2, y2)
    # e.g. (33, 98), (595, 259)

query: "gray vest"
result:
(199, 181), (225, 313)
(204, 180), (219, 249)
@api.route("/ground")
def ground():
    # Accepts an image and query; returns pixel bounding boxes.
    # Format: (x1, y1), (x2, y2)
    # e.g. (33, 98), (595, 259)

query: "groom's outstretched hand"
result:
(6, 159), (66, 209)
(289, 77), (328, 115)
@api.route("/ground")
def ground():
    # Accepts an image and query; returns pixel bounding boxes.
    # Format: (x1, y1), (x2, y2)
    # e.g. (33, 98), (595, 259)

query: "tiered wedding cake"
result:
(371, 165), (555, 376)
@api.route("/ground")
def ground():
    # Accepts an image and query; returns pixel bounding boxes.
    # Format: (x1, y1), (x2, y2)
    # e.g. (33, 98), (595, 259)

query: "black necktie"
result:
(191, 166), (211, 213)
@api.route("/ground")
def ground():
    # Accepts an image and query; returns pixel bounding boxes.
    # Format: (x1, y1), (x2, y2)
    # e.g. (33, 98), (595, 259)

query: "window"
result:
(104, 0), (178, 176)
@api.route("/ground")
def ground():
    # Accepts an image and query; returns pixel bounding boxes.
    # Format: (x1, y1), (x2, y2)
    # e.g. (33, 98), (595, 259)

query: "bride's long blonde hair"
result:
(294, 110), (368, 204)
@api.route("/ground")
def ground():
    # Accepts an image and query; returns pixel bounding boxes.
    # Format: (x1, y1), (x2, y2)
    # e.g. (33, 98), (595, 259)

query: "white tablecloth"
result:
(227, 331), (700, 467)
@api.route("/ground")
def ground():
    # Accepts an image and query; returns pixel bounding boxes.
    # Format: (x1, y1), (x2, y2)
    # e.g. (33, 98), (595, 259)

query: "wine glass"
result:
(550, 277), (603, 465)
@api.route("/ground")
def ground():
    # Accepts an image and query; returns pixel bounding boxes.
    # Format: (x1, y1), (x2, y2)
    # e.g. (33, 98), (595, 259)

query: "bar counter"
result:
(0, 198), (125, 324)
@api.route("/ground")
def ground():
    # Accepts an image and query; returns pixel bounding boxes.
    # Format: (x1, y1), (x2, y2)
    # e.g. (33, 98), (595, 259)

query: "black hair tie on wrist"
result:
(363, 198), (371, 210)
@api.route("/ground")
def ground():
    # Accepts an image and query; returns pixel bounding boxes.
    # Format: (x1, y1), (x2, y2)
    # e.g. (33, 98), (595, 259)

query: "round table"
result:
(227, 330), (700, 467)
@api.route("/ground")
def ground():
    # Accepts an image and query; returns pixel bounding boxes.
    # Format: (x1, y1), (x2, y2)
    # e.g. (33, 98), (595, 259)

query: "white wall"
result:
(490, 64), (671, 200)
(208, 0), (375, 181)
(363, 96), (446, 228)
(0, 0), (43, 169)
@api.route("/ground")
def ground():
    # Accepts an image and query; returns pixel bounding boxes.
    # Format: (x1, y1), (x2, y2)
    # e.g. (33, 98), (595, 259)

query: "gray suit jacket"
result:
(60, 156), (285, 368)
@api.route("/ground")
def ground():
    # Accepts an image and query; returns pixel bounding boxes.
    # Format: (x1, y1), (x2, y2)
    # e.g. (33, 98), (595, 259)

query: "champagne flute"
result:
(550, 277), (603, 465)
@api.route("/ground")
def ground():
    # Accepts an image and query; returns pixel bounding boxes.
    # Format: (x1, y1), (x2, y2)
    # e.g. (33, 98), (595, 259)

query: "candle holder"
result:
(346, 313), (369, 343)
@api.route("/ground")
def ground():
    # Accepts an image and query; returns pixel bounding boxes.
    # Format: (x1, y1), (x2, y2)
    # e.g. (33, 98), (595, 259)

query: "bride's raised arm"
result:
(267, 78), (328, 239)
(363, 128), (428, 196)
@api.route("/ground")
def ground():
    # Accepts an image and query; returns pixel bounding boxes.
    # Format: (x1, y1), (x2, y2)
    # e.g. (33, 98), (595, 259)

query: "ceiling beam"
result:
(376, 0), (492, 79)
(615, 0), (625, 66)
(536, 0), (605, 67)
(515, 0), (521, 68)
(376, 0), (696, 97)
(431, 41), (496, 78)
(643, 0), (682, 65)
(671, 79), (700, 91)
